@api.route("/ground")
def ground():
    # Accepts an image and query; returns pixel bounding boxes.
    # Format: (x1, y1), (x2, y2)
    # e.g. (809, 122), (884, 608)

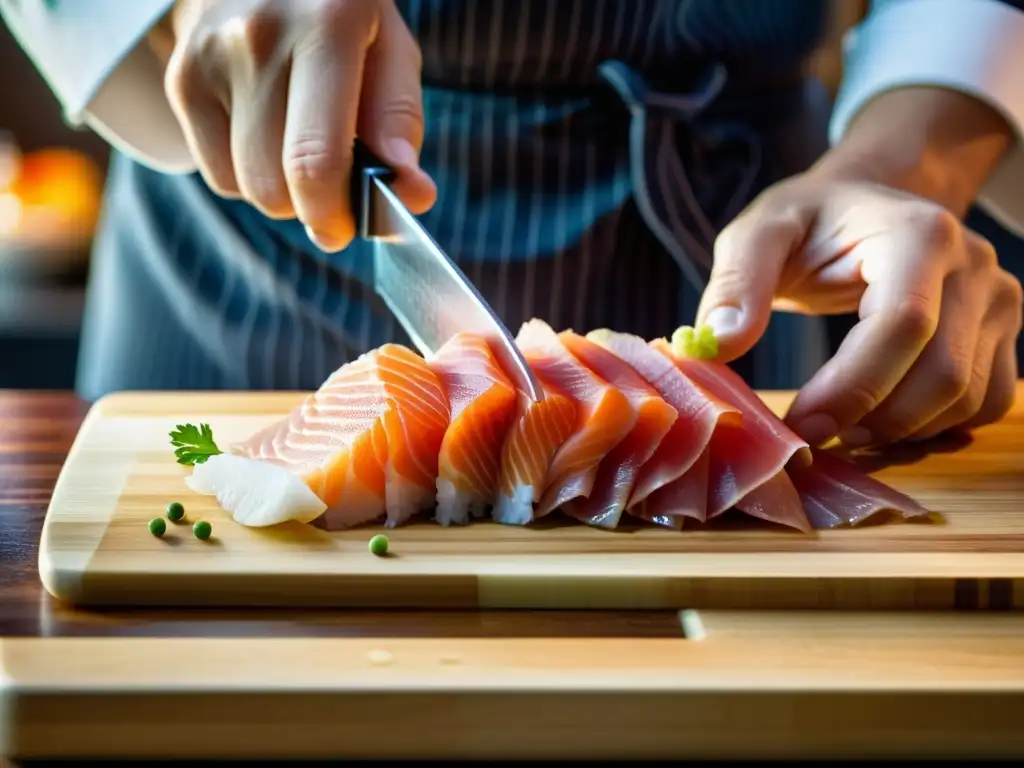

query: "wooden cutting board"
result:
(38, 386), (1024, 610)
(6, 612), (1024, 759)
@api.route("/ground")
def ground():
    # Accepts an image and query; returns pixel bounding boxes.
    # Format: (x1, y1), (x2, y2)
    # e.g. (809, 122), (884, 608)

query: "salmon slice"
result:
(558, 330), (679, 528)
(586, 330), (740, 521)
(512, 319), (636, 518)
(428, 333), (519, 526)
(233, 344), (450, 529)
(651, 338), (810, 528)
(493, 388), (577, 525)
(787, 448), (933, 529)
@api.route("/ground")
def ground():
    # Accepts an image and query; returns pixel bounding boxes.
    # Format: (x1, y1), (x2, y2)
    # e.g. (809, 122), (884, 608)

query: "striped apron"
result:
(76, 0), (834, 400)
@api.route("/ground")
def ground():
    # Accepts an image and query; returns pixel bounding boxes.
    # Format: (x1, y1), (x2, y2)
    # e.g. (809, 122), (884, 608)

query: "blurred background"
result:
(0, 1), (1018, 390)
(1, 20), (109, 389)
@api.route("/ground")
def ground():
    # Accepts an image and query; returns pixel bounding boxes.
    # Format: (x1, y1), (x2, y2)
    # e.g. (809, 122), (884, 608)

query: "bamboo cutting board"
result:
(38, 387), (1024, 610)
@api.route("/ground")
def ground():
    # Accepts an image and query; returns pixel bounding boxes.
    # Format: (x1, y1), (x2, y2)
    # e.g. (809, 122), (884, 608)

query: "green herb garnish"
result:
(193, 520), (212, 541)
(671, 324), (719, 361)
(149, 517), (167, 537)
(368, 534), (389, 556)
(169, 423), (222, 466)
(166, 501), (185, 522)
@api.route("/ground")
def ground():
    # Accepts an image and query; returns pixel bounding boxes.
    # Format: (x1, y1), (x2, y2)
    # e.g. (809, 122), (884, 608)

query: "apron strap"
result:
(596, 59), (764, 296)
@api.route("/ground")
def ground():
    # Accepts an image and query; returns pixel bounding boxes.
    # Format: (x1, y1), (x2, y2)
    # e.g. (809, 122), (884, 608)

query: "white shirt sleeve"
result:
(0, 0), (196, 173)
(830, 0), (1024, 238)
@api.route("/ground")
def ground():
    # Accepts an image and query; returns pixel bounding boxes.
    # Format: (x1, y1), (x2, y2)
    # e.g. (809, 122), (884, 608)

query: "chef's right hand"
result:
(163, 0), (437, 252)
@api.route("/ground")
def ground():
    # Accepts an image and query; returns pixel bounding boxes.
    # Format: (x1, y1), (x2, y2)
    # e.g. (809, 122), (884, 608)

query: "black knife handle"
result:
(351, 138), (397, 240)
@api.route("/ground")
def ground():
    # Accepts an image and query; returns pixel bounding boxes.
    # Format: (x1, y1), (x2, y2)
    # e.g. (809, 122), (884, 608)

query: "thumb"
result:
(695, 209), (810, 362)
(358, 4), (436, 215)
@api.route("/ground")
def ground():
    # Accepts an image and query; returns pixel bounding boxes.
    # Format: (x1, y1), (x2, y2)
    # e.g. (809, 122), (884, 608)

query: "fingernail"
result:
(838, 426), (874, 449)
(703, 306), (743, 338)
(791, 413), (839, 447)
(382, 137), (419, 169)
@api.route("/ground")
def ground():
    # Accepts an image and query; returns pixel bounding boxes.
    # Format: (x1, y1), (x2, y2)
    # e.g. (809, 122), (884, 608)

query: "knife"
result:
(350, 138), (543, 402)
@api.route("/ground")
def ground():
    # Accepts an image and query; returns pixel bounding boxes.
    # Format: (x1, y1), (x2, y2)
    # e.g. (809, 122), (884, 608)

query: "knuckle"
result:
(165, 33), (223, 110)
(164, 50), (201, 109)
(909, 204), (961, 251)
(928, 349), (972, 403)
(841, 382), (886, 420)
(755, 197), (807, 241)
(237, 7), (287, 67)
(317, 0), (376, 35)
(965, 229), (998, 269)
(958, 382), (988, 422)
(283, 137), (349, 188)
(888, 294), (938, 348)
(999, 272), (1024, 329)
(378, 94), (424, 132)
(713, 220), (742, 256)
(707, 258), (754, 297)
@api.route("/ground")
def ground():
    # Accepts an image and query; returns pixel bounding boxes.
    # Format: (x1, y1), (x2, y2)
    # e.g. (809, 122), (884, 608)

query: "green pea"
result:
(148, 517), (166, 537)
(193, 520), (212, 541)
(368, 534), (389, 556)
(166, 501), (185, 522)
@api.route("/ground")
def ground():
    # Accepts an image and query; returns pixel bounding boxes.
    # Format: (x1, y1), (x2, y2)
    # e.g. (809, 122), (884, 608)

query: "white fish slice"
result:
(185, 453), (326, 527)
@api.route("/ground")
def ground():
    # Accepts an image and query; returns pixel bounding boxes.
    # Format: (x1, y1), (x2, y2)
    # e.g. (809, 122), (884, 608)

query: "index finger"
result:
(783, 226), (951, 444)
(282, 15), (371, 252)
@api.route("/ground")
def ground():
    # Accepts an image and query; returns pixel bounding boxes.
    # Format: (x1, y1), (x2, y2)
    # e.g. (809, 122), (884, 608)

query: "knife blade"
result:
(350, 139), (543, 402)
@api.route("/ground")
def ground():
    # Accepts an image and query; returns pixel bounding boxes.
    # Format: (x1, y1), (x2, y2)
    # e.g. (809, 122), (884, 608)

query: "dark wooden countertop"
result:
(0, 390), (684, 640)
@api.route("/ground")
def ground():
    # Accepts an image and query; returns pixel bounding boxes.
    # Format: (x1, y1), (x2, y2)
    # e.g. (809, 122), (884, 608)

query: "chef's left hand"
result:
(694, 161), (1023, 450)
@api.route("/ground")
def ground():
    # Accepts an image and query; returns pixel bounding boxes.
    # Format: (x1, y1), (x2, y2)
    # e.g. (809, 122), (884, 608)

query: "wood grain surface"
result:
(6, 611), (1024, 759)
(36, 387), (1024, 611)
(4, 390), (1024, 760)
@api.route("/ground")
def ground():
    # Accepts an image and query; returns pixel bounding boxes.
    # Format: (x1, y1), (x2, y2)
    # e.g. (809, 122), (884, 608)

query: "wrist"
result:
(815, 86), (1014, 216)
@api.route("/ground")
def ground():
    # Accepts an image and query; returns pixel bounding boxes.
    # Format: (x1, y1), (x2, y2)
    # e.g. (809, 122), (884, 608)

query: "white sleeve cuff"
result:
(1, 0), (195, 173)
(830, 0), (1024, 238)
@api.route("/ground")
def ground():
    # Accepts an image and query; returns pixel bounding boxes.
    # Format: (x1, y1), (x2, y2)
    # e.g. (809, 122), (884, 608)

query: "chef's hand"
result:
(695, 88), (1023, 449)
(162, 0), (436, 252)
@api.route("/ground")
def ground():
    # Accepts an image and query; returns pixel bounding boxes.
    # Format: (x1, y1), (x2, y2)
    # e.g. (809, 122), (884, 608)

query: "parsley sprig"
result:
(169, 422), (223, 466)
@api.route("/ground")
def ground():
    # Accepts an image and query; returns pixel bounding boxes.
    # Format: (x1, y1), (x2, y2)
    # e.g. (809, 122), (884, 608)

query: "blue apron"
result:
(76, 0), (833, 399)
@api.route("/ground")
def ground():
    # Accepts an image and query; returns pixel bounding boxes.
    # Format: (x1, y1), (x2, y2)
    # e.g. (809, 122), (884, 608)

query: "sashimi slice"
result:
(493, 388), (577, 525)
(787, 448), (933, 529)
(638, 445), (711, 524)
(652, 337), (811, 520)
(428, 333), (518, 526)
(233, 344), (450, 529)
(514, 319), (636, 517)
(586, 329), (740, 511)
(186, 453), (327, 527)
(558, 330), (679, 528)
(732, 468), (813, 533)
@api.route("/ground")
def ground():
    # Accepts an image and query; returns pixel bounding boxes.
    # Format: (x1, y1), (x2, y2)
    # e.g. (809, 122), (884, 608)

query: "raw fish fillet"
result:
(559, 330), (679, 528)
(428, 333), (518, 526)
(732, 468), (813, 533)
(186, 453), (327, 527)
(639, 445), (711, 524)
(787, 448), (933, 528)
(587, 330), (740, 519)
(652, 338), (810, 521)
(512, 320), (636, 518)
(233, 344), (450, 529)
(493, 388), (577, 525)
